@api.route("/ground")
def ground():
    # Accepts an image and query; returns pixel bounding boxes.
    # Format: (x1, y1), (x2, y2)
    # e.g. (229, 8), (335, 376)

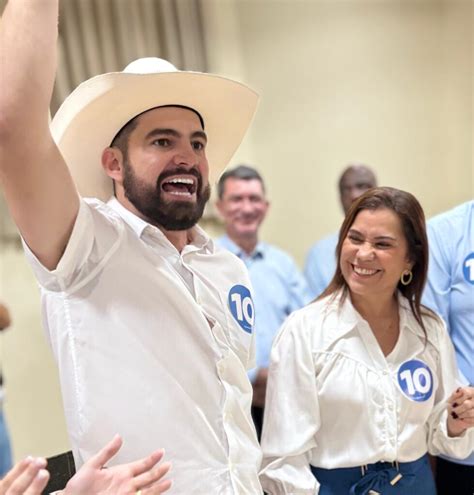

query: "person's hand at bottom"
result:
(63, 435), (172, 495)
(0, 457), (50, 495)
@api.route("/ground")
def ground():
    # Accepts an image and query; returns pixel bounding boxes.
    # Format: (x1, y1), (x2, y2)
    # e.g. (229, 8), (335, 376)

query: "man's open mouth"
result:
(161, 176), (198, 197)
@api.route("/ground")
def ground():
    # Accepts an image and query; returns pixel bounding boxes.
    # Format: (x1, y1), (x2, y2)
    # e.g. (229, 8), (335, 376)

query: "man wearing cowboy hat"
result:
(0, 1), (262, 493)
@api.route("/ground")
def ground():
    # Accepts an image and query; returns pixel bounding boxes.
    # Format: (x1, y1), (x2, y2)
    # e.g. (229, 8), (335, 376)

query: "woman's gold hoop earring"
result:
(400, 270), (413, 286)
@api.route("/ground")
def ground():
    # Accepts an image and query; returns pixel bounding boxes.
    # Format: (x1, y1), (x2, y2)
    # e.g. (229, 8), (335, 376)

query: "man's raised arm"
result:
(0, 0), (79, 270)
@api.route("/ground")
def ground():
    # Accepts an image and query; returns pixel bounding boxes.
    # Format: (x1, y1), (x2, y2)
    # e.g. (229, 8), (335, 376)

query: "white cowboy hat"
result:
(51, 58), (259, 201)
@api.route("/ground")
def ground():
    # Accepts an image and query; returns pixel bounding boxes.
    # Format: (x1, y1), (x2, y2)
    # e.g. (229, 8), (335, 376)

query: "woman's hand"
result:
(447, 386), (474, 437)
(63, 435), (172, 495)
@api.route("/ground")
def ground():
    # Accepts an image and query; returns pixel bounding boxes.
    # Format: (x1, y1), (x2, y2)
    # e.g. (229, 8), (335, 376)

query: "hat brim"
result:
(51, 71), (259, 201)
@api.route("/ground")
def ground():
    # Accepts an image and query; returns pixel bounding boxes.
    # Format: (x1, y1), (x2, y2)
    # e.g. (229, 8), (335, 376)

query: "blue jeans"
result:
(311, 454), (436, 495)
(0, 409), (12, 477)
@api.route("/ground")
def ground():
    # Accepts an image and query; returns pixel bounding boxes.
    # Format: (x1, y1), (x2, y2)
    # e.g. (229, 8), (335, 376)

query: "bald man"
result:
(304, 164), (377, 297)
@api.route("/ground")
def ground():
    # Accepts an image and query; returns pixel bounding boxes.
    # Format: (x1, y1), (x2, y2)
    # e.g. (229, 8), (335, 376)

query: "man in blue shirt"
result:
(304, 164), (377, 297)
(422, 201), (474, 495)
(215, 165), (311, 438)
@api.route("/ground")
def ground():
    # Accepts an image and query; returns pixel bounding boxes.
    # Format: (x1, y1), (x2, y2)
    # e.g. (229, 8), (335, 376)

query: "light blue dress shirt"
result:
(217, 235), (312, 383)
(0, 403), (12, 477)
(304, 232), (338, 298)
(423, 200), (474, 465)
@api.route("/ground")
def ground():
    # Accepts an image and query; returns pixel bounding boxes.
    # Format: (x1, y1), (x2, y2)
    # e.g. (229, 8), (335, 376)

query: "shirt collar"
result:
(107, 197), (148, 237)
(219, 235), (264, 259)
(320, 289), (418, 345)
(107, 197), (213, 252)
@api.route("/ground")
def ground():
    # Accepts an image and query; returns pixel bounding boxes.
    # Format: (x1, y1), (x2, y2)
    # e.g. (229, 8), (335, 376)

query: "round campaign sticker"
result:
(462, 252), (474, 285)
(228, 285), (254, 334)
(397, 360), (433, 402)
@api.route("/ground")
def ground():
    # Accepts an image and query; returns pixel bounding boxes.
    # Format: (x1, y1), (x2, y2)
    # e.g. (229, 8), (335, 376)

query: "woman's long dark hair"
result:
(319, 186), (432, 334)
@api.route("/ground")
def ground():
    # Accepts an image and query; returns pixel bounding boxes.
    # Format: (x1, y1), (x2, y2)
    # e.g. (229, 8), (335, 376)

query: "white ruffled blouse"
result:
(260, 291), (474, 494)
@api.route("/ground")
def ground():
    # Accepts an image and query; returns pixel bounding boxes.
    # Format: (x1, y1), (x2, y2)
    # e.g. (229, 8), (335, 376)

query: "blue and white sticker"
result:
(397, 360), (433, 402)
(462, 252), (474, 285)
(228, 285), (254, 334)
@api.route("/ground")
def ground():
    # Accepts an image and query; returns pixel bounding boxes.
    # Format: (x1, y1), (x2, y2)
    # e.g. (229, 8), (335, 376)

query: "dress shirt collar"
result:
(218, 234), (265, 259)
(320, 289), (423, 346)
(106, 197), (213, 253)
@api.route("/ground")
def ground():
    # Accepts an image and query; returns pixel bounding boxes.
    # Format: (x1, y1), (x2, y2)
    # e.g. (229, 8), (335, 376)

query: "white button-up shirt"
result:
(260, 292), (474, 494)
(24, 198), (262, 494)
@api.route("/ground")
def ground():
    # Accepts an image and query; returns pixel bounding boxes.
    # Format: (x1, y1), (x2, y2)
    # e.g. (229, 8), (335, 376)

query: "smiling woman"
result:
(324, 187), (428, 335)
(260, 187), (474, 495)
(340, 209), (412, 304)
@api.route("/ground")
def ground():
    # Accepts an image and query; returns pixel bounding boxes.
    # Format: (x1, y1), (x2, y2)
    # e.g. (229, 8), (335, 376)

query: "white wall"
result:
(0, 246), (70, 460)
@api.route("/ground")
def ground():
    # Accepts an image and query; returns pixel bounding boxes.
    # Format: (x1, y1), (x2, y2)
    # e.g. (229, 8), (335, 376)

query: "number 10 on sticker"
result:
(228, 285), (254, 333)
(397, 360), (433, 402)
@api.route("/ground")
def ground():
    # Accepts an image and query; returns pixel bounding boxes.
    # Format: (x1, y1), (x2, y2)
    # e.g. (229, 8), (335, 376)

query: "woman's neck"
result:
(350, 291), (398, 321)
(350, 291), (400, 356)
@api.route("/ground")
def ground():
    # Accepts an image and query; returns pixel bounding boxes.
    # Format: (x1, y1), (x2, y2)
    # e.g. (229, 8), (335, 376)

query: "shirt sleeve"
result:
(422, 222), (452, 331)
(22, 198), (123, 293)
(287, 258), (313, 311)
(260, 313), (320, 494)
(426, 318), (474, 458)
(247, 322), (257, 371)
(245, 271), (257, 371)
(304, 245), (326, 299)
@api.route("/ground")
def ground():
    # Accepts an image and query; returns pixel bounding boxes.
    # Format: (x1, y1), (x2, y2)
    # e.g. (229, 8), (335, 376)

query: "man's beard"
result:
(122, 160), (211, 231)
